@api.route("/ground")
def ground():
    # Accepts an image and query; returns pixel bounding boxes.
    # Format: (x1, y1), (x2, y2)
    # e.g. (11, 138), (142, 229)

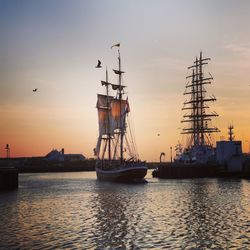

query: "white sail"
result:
(110, 98), (129, 131)
(97, 94), (113, 135)
(97, 95), (130, 136)
(96, 94), (113, 108)
(94, 136), (102, 157)
(97, 108), (109, 135)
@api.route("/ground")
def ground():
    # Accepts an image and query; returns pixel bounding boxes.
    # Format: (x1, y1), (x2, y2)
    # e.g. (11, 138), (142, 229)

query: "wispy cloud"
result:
(223, 43), (250, 58)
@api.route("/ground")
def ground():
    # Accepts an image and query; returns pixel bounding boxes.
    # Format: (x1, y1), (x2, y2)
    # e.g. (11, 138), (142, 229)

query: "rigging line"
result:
(124, 135), (134, 158)
(124, 124), (132, 155)
(127, 113), (138, 157)
(112, 133), (119, 160)
(205, 133), (213, 147)
(111, 135), (116, 160)
(108, 136), (114, 159)
(126, 116), (134, 150)
(101, 139), (108, 160)
(128, 119), (138, 158)
(128, 121), (138, 158)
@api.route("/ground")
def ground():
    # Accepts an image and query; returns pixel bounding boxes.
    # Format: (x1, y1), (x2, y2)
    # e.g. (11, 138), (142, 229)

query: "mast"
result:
(113, 48), (125, 162)
(96, 67), (113, 160)
(182, 52), (220, 147)
(118, 50), (124, 162)
(105, 67), (111, 161)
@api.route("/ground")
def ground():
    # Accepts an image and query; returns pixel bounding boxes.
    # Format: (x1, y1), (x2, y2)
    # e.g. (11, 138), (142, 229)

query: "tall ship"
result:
(153, 52), (248, 179)
(176, 51), (220, 164)
(94, 45), (147, 182)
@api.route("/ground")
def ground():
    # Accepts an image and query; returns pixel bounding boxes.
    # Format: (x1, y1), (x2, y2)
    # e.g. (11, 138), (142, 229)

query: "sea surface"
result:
(0, 171), (250, 249)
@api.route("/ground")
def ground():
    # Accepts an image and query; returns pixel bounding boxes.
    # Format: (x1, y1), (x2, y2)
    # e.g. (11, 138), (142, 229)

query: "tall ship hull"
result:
(96, 162), (147, 182)
(94, 44), (147, 183)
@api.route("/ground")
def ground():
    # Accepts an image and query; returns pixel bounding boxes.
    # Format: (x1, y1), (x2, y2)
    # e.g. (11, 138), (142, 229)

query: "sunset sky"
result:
(1, 0), (250, 161)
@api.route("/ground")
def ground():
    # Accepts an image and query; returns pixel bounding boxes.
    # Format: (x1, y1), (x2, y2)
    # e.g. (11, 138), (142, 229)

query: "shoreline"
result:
(0, 159), (156, 173)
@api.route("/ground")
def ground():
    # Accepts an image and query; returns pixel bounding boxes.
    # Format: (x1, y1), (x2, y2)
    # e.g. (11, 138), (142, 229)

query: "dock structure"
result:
(0, 167), (18, 191)
(152, 163), (220, 178)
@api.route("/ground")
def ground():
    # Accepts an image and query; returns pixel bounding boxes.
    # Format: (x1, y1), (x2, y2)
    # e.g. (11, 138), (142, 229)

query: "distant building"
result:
(216, 141), (243, 172)
(45, 148), (86, 162)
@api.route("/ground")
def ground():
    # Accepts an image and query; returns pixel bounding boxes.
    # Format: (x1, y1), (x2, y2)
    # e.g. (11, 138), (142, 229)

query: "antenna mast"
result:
(228, 125), (234, 141)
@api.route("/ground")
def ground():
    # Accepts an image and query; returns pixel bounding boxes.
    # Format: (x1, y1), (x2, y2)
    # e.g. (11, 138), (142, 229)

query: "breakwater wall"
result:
(0, 167), (18, 190)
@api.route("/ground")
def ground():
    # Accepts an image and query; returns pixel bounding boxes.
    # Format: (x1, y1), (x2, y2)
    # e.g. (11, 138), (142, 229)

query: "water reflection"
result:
(182, 179), (245, 249)
(93, 183), (129, 249)
(0, 173), (250, 249)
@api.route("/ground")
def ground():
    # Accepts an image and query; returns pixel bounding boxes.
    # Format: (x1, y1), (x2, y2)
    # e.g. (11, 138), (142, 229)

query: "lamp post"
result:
(5, 144), (10, 159)
(170, 146), (173, 163)
(160, 152), (165, 163)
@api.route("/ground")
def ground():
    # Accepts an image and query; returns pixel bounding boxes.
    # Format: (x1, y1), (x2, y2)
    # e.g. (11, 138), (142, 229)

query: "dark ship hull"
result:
(96, 162), (147, 183)
(152, 162), (220, 179)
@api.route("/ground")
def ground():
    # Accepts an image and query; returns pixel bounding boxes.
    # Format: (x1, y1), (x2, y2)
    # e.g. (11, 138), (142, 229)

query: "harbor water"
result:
(0, 171), (250, 249)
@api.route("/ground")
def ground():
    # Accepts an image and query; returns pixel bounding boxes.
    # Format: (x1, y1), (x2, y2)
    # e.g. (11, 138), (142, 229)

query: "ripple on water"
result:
(0, 173), (250, 249)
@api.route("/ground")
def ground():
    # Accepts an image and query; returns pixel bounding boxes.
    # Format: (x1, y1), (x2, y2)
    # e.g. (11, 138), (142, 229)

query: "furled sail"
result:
(111, 84), (126, 91)
(101, 80), (111, 87)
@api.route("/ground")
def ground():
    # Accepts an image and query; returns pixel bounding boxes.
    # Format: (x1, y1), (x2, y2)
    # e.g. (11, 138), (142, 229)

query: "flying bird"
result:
(95, 60), (102, 68)
(111, 43), (120, 49)
(33, 88), (38, 92)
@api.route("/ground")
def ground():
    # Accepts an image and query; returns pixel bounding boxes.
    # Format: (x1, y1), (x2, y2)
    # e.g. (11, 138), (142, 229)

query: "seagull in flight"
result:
(33, 88), (38, 92)
(95, 60), (102, 68)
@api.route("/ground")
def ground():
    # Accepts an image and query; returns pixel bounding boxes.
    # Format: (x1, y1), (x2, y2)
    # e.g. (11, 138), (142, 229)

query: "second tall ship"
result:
(176, 51), (220, 164)
(94, 45), (147, 182)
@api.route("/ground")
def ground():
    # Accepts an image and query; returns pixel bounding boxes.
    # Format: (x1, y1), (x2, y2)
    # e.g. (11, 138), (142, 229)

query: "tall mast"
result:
(97, 66), (113, 161)
(182, 52), (220, 147)
(112, 45), (129, 162)
(118, 49), (124, 162)
(105, 67), (111, 161)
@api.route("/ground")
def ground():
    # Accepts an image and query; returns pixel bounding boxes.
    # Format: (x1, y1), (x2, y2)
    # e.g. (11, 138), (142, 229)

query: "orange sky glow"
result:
(0, 0), (250, 161)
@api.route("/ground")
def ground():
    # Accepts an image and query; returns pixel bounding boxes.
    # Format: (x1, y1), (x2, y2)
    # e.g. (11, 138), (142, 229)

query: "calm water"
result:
(1, 171), (250, 249)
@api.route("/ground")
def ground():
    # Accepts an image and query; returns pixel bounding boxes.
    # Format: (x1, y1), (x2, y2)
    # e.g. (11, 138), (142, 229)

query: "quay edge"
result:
(152, 163), (250, 179)
(0, 167), (18, 191)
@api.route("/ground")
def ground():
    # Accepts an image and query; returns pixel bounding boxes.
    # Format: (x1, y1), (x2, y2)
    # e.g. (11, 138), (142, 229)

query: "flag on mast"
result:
(111, 43), (120, 49)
